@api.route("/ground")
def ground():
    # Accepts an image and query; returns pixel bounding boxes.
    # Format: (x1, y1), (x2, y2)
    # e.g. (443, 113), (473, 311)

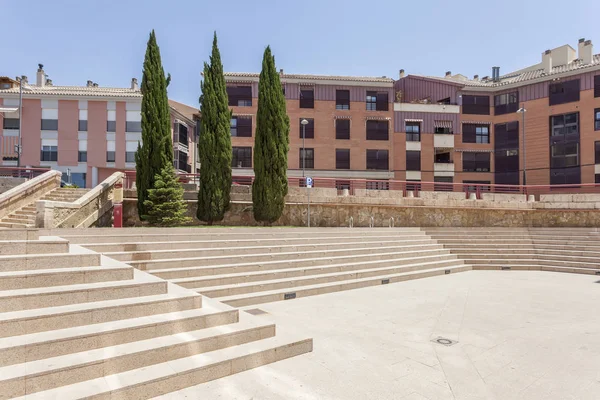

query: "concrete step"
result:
(0, 292), (201, 338)
(0, 252), (101, 272)
(449, 247), (600, 258)
(0, 317), (275, 397)
(144, 245), (448, 277)
(0, 238), (69, 256)
(196, 258), (465, 298)
(3, 214), (36, 223)
(108, 239), (439, 262)
(172, 252), (459, 289)
(82, 234), (429, 252)
(0, 222), (32, 228)
(0, 265), (133, 290)
(471, 264), (600, 275)
(13, 210), (36, 217)
(216, 264), (472, 307)
(0, 277), (167, 312)
(0, 229), (38, 241)
(440, 242), (600, 251)
(459, 257), (600, 270)
(456, 252), (600, 264)
(131, 243), (447, 271)
(17, 332), (312, 400)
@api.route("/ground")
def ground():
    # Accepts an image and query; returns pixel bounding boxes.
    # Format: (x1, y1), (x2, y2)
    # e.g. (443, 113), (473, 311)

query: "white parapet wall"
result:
(0, 170), (61, 220)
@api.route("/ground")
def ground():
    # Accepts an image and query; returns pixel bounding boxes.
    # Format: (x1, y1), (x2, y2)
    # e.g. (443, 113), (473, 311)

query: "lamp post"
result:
(300, 119), (309, 227)
(517, 107), (527, 186)
(17, 76), (24, 170)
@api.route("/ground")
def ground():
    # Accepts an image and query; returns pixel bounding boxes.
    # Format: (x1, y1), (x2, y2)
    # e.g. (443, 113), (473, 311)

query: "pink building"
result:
(0, 65), (198, 187)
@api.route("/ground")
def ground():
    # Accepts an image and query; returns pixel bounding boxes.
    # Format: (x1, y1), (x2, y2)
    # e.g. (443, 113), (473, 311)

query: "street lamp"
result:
(16, 76), (25, 169)
(517, 107), (527, 186)
(300, 119), (309, 179)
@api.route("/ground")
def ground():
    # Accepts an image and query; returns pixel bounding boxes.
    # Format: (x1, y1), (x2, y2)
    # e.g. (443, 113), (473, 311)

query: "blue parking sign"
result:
(306, 177), (313, 188)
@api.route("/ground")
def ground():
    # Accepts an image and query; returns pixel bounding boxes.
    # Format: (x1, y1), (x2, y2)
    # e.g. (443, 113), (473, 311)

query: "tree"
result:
(136, 30), (173, 219)
(197, 32), (232, 225)
(143, 164), (191, 226)
(252, 46), (290, 223)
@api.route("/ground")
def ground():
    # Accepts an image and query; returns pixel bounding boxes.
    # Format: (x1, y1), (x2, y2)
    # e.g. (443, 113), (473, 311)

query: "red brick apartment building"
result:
(226, 38), (600, 188)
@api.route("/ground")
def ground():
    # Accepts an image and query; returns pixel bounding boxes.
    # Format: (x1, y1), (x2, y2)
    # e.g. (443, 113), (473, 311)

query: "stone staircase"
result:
(0, 188), (90, 228)
(0, 229), (312, 399)
(55, 228), (472, 308)
(424, 227), (600, 275)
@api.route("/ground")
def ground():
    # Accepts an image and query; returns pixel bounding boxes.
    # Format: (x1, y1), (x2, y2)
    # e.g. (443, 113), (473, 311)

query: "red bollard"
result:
(113, 203), (123, 228)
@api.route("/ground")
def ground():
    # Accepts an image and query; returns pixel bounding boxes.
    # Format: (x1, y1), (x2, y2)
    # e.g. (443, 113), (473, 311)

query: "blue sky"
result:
(2, 0), (599, 106)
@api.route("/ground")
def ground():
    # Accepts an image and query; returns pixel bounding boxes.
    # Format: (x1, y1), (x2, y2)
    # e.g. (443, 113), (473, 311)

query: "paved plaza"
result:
(163, 270), (600, 400)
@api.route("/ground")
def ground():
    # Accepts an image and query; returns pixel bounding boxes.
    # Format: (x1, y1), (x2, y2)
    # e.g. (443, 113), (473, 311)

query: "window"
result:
(125, 151), (136, 163)
(462, 124), (489, 143)
(107, 121), (116, 132)
(550, 113), (579, 137)
(175, 123), (188, 144)
(106, 151), (115, 162)
(406, 150), (421, 171)
(176, 151), (190, 172)
(299, 118), (314, 139)
(595, 108), (600, 131)
(366, 91), (389, 111)
(227, 86), (252, 107)
(232, 147), (252, 168)
(406, 122), (420, 142)
(299, 148), (314, 169)
(551, 143), (579, 168)
(78, 151), (87, 162)
(596, 174), (600, 184)
(462, 95), (490, 115)
(126, 121), (142, 133)
(595, 75), (600, 98)
(300, 89), (314, 108)
(366, 120), (389, 140)
(336, 90), (350, 110)
(3, 118), (19, 129)
(366, 149), (389, 170)
(494, 92), (519, 115)
(435, 149), (452, 163)
(336, 149), (350, 169)
(462, 153), (490, 172)
(595, 141), (600, 164)
(336, 119), (350, 140)
(434, 176), (453, 192)
(78, 120), (87, 131)
(125, 141), (137, 163)
(230, 116), (252, 137)
(549, 79), (580, 105)
(434, 126), (452, 134)
(41, 119), (58, 130)
(40, 146), (57, 162)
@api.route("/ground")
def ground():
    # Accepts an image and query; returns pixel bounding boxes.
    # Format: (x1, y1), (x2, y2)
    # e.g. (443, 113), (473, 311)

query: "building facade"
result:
(0, 66), (197, 187)
(226, 38), (600, 188)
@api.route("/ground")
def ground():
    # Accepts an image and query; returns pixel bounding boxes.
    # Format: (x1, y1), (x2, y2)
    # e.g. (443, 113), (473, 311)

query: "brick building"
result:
(0, 65), (197, 187)
(227, 38), (600, 187)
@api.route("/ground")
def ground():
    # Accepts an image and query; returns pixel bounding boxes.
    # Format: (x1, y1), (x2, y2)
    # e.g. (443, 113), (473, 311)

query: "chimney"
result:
(399, 69), (405, 78)
(492, 66), (500, 82)
(578, 38), (586, 60)
(131, 78), (139, 90)
(473, 74), (479, 81)
(36, 63), (45, 87)
(45, 78), (53, 86)
(92, 83), (98, 88)
(582, 40), (593, 65)
(542, 49), (553, 73)
(445, 71), (451, 77)
(279, 68), (284, 76)
(20, 75), (28, 84)
(86, 80), (93, 87)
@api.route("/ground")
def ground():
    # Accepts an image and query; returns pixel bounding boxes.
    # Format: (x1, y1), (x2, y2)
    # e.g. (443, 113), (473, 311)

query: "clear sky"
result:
(2, 0), (599, 107)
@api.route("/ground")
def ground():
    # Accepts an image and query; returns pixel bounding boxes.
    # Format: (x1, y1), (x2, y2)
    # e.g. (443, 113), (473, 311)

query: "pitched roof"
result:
(0, 84), (142, 98)
(168, 99), (199, 122)
(225, 72), (394, 84)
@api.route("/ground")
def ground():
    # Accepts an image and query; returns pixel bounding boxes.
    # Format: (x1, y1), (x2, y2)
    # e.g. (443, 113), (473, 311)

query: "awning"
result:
(461, 121), (491, 125)
(232, 114), (253, 118)
(434, 120), (453, 128)
(456, 148), (494, 153)
(0, 107), (18, 113)
(365, 116), (391, 121)
(404, 118), (423, 123)
(334, 115), (352, 119)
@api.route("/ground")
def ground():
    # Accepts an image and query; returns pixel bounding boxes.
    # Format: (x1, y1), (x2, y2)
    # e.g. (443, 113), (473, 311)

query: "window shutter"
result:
(462, 124), (476, 143)
(376, 92), (389, 111)
(237, 117), (252, 137)
(595, 76), (600, 98)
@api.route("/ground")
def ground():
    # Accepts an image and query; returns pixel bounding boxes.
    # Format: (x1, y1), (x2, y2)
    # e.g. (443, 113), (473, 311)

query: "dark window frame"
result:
(126, 121), (142, 133)
(335, 149), (350, 170)
(227, 86), (252, 107)
(230, 116), (252, 137)
(366, 149), (389, 170)
(299, 118), (315, 139)
(125, 151), (136, 163)
(106, 151), (115, 163)
(595, 141), (600, 165)
(299, 89), (314, 109)
(595, 75), (600, 98)
(463, 124), (489, 144)
(78, 151), (87, 162)
(549, 79), (580, 106)
(40, 145), (58, 162)
(494, 92), (519, 115)
(78, 120), (87, 131)
(462, 152), (490, 172)
(406, 122), (420, 142)
(406, 150), (421, 171)
(336, 90), (350, 110)
(335, 119), (350, 140)
(232, 146), (252, 168)
(41, 119), (58, 131)
(595, 108), (600, 131)
(299, 148), (315, 169)
(366, 120), (389, 141)
(366, 91), (389, 111)
(3, 118), (19, 130)
(106, 120), (116, 132)
(462, 95), (490, 115)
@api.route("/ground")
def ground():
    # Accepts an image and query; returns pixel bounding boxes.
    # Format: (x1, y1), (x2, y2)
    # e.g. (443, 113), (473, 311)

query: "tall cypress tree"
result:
(197, 32), (232, 224)
(136, 30), (173, 219)
(252, 46), (290, 223)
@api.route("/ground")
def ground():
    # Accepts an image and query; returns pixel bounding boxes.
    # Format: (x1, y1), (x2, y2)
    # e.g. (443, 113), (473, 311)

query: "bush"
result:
(143, 164), (192, 226)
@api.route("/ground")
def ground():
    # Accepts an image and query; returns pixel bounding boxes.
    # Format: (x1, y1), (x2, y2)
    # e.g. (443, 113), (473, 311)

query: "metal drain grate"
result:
(245, 308), (268, 315)
(431, 337), (458, 347)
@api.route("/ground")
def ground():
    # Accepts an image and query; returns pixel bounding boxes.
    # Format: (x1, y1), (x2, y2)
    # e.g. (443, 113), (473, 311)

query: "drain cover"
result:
(245, 308), (267, 315)
(431, 337), (458, 346)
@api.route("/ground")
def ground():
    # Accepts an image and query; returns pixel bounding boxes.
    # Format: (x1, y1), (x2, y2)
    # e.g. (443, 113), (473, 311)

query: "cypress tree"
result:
(252, 46), (290, 223)
(136, 30), (173, 219)
(143, 164), (191, 226)
(197, 32), (232, 225)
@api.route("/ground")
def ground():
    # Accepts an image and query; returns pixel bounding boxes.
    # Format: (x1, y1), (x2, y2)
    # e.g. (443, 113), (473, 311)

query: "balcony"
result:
(434, 134), (454, 148)
(393, 102), (460, 114)
(176, 160), (191, 173)
(434, 162), (455, 176)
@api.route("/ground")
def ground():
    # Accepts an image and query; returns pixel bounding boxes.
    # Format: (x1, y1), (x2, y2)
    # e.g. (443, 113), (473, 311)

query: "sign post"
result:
(305, 177), (313, 228)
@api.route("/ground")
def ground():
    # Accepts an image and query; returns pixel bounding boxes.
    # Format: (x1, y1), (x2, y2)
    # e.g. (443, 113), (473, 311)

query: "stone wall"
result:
(0, 171), (61, 220)
(0, 177), (27, 194)
(122, 199), (600, 228)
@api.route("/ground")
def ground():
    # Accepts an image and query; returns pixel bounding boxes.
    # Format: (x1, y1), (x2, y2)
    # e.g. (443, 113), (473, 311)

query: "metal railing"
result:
(0, 167), (50, 179)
